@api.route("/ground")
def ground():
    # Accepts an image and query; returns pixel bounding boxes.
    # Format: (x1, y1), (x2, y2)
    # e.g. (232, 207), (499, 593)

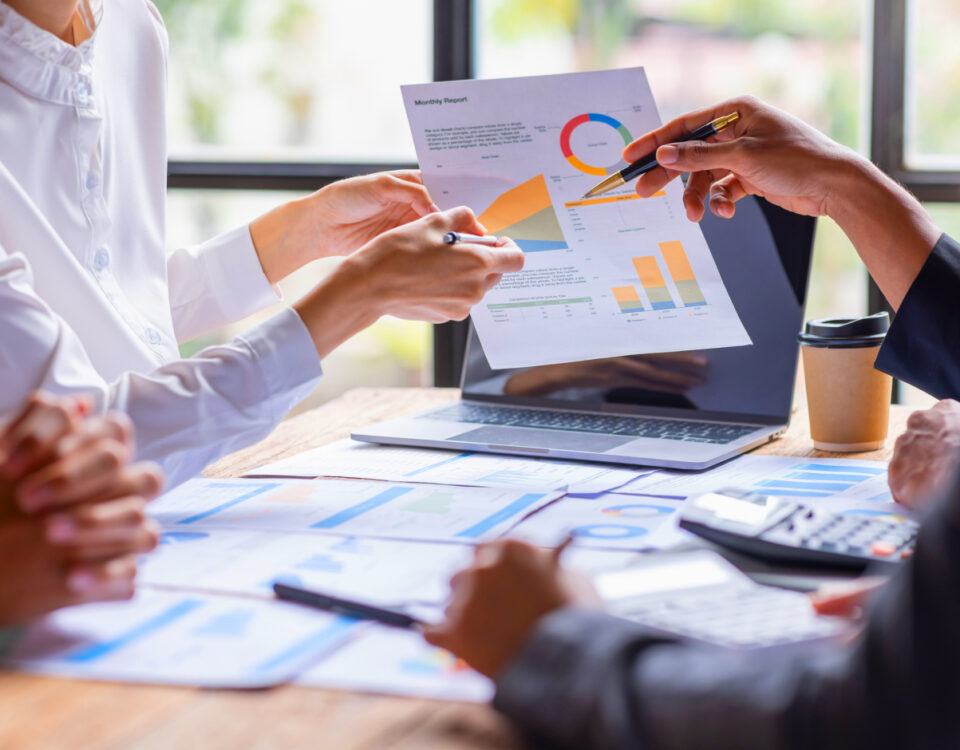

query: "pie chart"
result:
(560, 113), (634, 176)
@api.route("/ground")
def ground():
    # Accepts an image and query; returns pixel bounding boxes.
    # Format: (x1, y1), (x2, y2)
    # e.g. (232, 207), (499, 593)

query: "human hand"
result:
(504, 352), (708, 397)
(249, 170), (440, 283)
(809, 576), (887, 619)
(888, 400), (960, 510)
(0, 394), (163, 625)
(423, 539), (601, 679)
(293, 207), (525, 359)
(624, 96), (860, 223)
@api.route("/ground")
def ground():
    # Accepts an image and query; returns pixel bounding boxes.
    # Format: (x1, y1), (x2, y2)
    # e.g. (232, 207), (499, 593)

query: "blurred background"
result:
(160, 0), (956, 411)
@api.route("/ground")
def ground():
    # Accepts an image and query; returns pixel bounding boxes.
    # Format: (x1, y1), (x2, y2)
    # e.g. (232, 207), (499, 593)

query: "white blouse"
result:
(0, 0), (323, 486)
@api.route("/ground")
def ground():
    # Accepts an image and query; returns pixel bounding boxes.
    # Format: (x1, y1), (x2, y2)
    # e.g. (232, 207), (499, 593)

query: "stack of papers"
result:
(246, 439), (647, 495)
(1, 444), (908, 697)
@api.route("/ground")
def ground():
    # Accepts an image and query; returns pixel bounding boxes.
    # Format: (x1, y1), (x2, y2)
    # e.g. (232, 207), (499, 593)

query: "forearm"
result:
(291, 257), (384, 360)
(825, 155), (941, 310)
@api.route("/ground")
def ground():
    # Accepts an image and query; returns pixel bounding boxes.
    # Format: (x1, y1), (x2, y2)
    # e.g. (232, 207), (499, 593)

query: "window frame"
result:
(168, 0), (933, 389)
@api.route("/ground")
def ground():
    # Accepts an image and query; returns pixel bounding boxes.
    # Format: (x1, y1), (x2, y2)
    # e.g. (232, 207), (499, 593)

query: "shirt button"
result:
(93, 250), (110, 270)
(85, 172), (99, 190)
(75, 80), (90, 100)
(146, 328), (162, 345)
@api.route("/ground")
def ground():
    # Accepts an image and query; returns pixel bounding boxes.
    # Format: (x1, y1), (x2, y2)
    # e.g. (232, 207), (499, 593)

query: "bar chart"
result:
(660, 241), (707, 307)
(632, 256), (676, 310)
(612, 285), (645, 313)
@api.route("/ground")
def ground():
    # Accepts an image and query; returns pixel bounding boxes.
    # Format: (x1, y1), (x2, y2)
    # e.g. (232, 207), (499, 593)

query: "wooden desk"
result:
(0, 388), (916, 750)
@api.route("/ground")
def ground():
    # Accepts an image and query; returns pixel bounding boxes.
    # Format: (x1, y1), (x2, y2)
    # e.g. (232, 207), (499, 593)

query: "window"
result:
(162, 0), (944, 404)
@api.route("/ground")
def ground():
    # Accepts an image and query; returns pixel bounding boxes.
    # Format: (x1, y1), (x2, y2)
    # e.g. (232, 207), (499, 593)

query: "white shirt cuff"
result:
(198, 225), (281, 323)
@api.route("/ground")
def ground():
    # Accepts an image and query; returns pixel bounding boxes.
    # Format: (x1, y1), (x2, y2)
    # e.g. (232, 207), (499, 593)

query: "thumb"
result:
(381, 175), (440, 216)
(421, 623), (450, 649)
(656, 139), (744, 173)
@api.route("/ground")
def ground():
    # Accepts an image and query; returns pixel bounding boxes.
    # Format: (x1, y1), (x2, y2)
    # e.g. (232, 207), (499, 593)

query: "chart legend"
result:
(660, 241), (707, 307)
(477, 174), (568, 253)
(632, 256), (676, 310)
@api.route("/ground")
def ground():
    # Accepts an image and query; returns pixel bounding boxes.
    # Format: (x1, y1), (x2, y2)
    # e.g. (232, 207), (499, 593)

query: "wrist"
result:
(292, 257), (384, 360)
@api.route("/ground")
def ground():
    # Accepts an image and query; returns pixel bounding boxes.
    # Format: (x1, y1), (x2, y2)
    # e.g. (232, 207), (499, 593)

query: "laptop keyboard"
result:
(425, 403), (758, 445)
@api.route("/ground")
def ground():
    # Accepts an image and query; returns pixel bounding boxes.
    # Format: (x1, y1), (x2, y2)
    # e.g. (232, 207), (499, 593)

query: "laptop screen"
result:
(461, 196), (815, 425)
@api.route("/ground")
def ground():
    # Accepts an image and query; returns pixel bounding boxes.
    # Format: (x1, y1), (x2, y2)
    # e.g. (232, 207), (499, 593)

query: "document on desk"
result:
(402, 68), (750, 369)
(297, 627), (494, 703)
(140, 530), (472, 606)
(614, 455), (912, 517)
(0, 589), (358, 688)
(245, 439), (646, 494)
(150, 478), (562, 543)
(509, 494), (686, 550)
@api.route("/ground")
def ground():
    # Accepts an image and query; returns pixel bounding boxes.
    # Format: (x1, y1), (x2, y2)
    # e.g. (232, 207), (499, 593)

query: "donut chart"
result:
(560, 113), (634, 176)
(571, 524), (649, 539)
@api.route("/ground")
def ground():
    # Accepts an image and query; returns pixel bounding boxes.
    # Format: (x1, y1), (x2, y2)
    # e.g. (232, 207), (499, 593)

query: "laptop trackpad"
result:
(452, 426), (632, 452)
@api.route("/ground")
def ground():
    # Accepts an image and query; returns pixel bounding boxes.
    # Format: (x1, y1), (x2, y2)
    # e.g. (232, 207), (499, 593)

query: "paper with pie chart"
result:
(402, 68), (750, 369)
(509, 494), (686, 550)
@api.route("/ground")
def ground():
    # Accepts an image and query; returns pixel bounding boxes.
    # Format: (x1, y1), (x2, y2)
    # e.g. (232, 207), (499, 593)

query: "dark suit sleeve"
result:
(493, 475), (960, 750)
(874, 234), (960, 399)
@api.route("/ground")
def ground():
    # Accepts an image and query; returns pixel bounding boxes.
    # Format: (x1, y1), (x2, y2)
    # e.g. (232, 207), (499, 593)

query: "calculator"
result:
(594, 550), (851, 650)
(678, 489), (918, 571)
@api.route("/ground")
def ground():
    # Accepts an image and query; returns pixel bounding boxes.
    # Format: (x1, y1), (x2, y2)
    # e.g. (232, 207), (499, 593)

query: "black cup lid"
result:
(798, 312), (889, 348)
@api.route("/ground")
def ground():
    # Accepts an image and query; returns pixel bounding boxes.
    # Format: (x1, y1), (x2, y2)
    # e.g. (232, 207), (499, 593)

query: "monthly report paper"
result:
(402, 68), (751, 369)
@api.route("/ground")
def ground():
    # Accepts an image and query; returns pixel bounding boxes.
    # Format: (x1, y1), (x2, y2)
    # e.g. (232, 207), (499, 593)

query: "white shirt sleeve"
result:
(0, 247), (322, 488)
(166, 224), (282, 343)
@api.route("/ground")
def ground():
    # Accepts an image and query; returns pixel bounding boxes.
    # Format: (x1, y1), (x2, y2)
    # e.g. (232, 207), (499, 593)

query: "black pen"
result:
(582, 112), (740, 199)
(274, 582), (425, 630)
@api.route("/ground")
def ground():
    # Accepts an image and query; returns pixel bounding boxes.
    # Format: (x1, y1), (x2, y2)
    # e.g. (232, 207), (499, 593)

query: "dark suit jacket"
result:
(493, 234), (960, 749)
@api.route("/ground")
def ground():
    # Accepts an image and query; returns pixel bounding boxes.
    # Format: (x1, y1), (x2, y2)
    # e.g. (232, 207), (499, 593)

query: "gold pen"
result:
(582, 112), (740, 200)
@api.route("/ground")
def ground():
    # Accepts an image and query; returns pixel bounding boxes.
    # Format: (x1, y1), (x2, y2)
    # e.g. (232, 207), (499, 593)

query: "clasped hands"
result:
(0, 394), (162, 625)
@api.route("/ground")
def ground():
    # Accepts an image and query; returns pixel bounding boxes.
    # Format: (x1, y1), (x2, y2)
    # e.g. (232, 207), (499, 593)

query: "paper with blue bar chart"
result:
(149, 478), (562, 543)
(141, 530), (472, 607)
(245, 438), (646, 494)
(0, 590), (357, 687)
(402, 68), (750, 369)
(614, 455), (914, 519)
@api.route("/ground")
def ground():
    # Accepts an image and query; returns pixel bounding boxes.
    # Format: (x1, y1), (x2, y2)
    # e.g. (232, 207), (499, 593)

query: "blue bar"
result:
(516, 239), (568, 253)
(455, 493), (548, 539)
(311, 486), (414, 529)
(787, 471), (872, 483)
(793, 463), (885, 476)
(683, 301), (708, 307)
(651, 301), (676, 310)
(252, 616), (358, 674)
(404, 452), (472, 478)
(62, 599), (204, 662)
(758, 479), (854, 492)
(178, 483), (280, 525)
(757, 489), (834, 498)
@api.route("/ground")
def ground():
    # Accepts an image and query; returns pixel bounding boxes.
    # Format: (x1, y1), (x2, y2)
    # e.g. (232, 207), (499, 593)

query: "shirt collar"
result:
(0, 1), (102, 105)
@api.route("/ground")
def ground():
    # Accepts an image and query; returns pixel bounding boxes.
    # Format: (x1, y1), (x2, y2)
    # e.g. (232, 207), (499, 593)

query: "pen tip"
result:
(581, 192), (591, 200)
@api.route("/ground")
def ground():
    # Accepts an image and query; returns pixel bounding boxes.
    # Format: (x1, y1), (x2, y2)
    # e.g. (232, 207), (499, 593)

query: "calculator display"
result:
(690, 492), (783, 530)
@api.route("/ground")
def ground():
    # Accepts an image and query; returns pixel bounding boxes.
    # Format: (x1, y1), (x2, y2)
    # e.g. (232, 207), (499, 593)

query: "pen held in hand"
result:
(274, 582), (426, 631)
(443, 232), (503, 246)
(582, 112), (740, 199)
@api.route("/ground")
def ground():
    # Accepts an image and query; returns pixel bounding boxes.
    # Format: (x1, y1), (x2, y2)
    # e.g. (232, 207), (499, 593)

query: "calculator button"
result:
(870, 541), (897, 557)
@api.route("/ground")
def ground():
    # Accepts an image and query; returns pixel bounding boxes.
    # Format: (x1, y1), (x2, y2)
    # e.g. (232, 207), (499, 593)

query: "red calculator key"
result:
(870, 541), (897, 557)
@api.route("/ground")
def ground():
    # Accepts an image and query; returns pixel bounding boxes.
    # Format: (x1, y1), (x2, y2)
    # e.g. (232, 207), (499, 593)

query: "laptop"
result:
(354, 196), (816, 471)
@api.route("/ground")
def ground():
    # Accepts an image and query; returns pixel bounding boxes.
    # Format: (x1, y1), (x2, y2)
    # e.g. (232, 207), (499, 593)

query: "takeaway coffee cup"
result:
(798, 313), (892, 452)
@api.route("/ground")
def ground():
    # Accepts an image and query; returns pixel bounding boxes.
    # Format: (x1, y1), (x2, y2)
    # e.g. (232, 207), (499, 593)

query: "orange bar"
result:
(660, 241), (694, 282)
(632, 256), (666, 288)
(563, 191), (664, 209)
(612, 285), (641, 302)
